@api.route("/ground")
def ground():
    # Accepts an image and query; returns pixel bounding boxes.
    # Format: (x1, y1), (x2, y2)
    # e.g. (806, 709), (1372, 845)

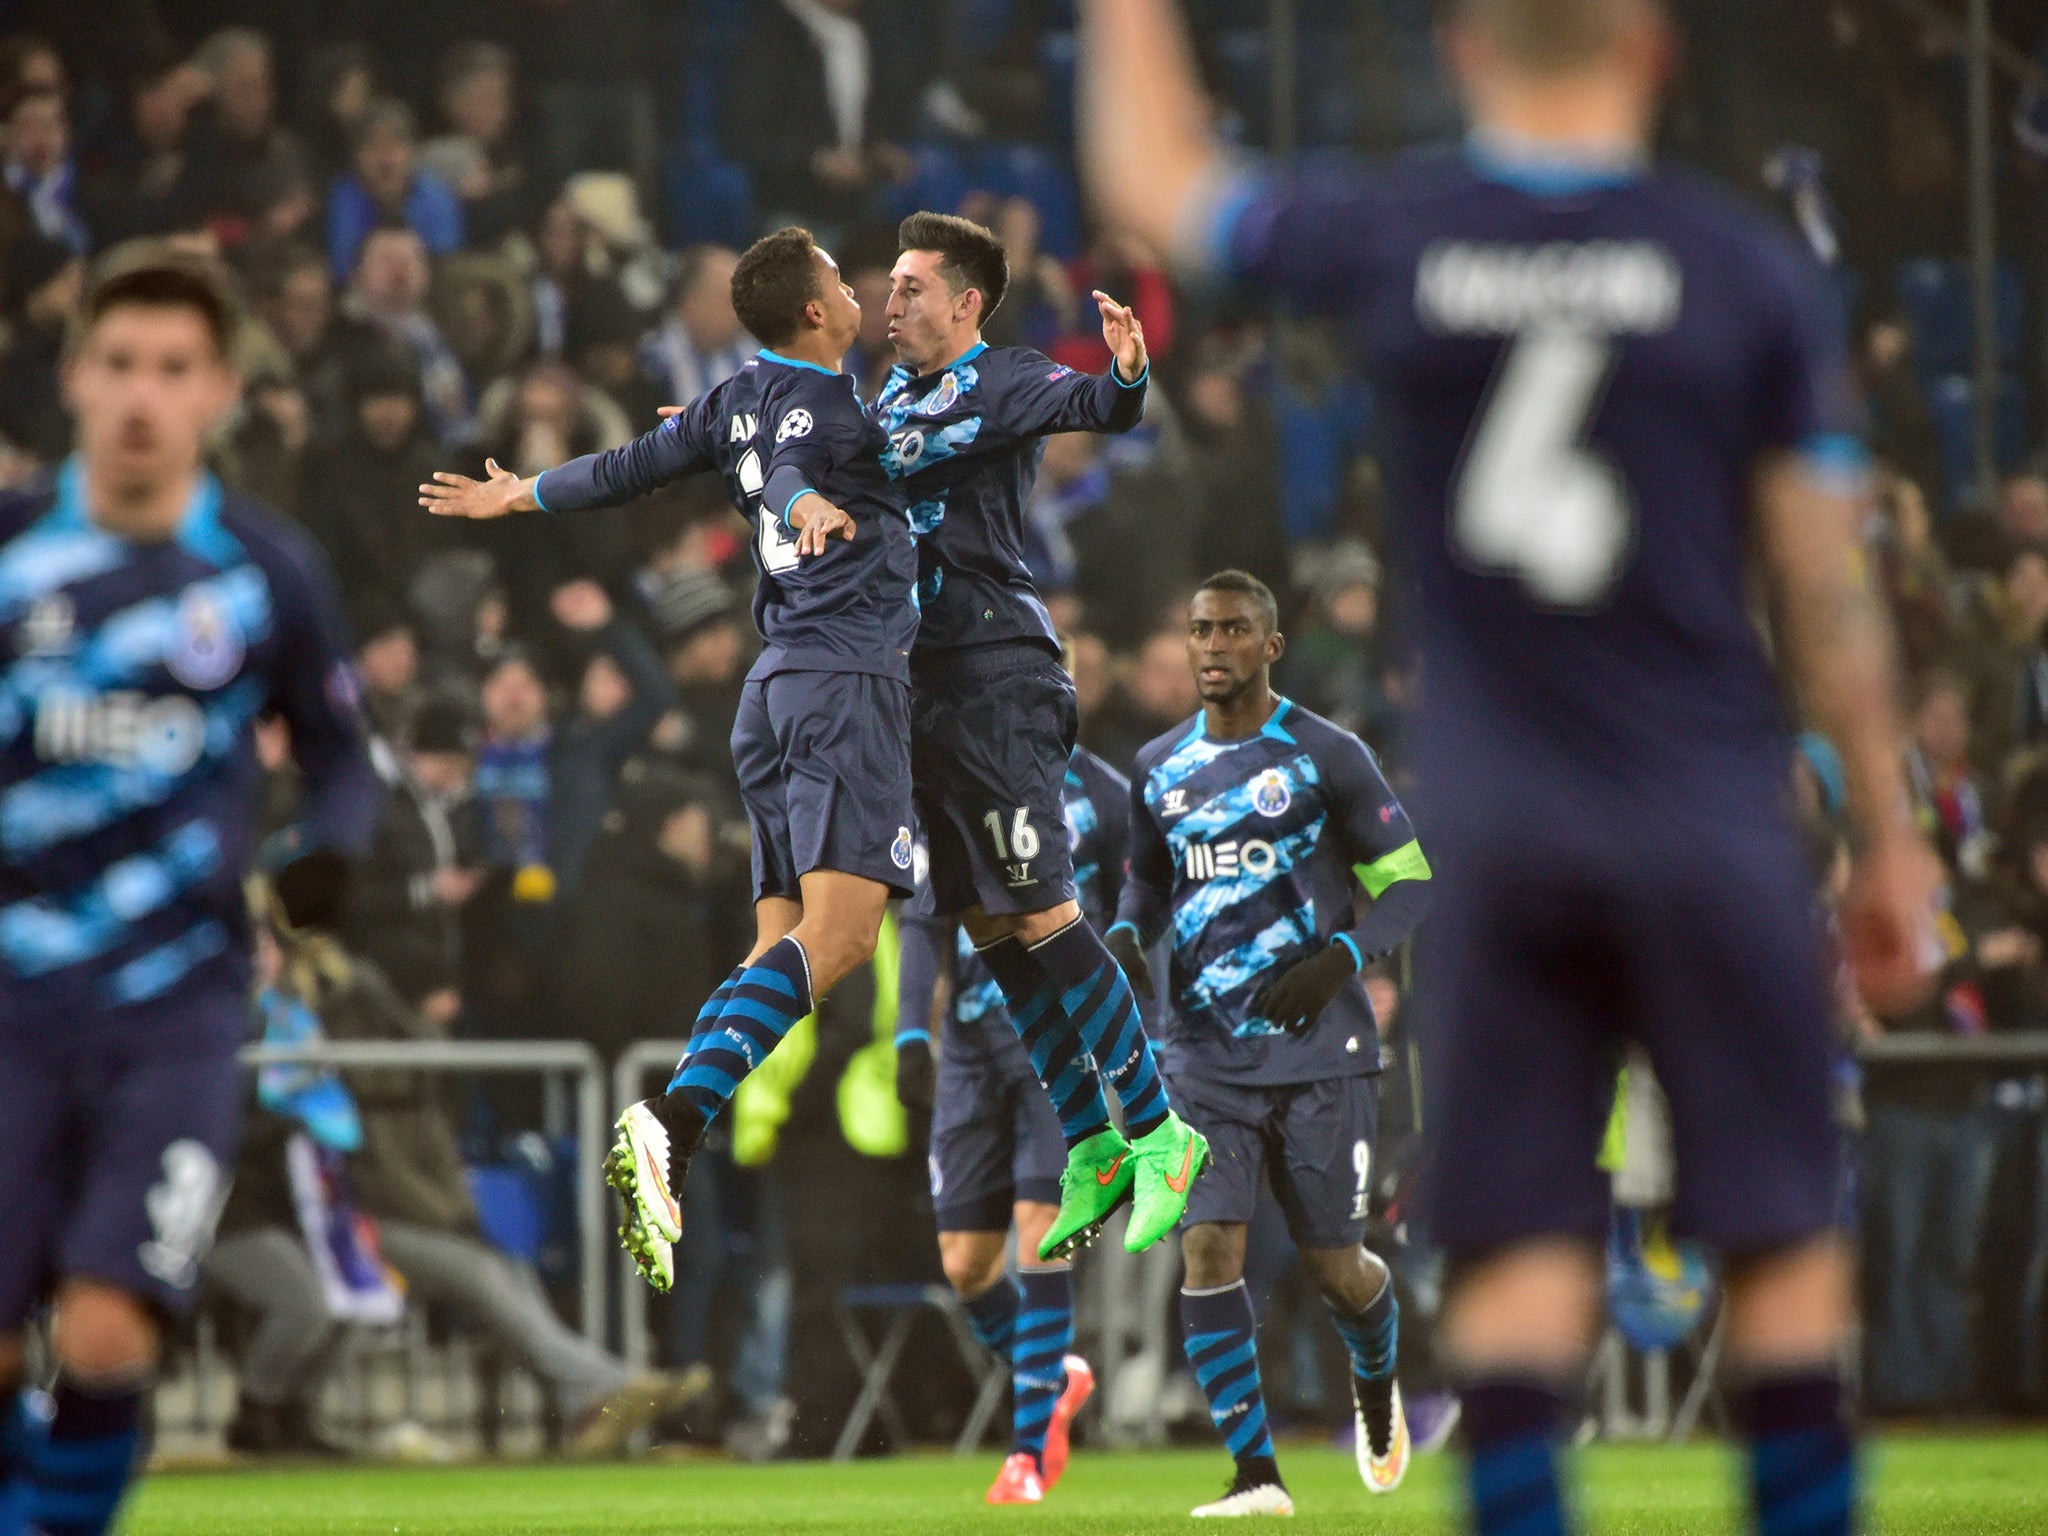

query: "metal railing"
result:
(1860, 1031), (2048, 1067)
(238, 1038), (610, 1344)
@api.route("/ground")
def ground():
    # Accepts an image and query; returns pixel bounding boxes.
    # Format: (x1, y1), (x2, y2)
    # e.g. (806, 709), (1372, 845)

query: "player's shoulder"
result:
(764, 360), (865, 430)
(1132, 714), (1206, 782)
(218, 489), (338, 592)
(0, 478), (57, 546)
(1271, 699), (1379, 772)
(1638, 165), (1828, 305)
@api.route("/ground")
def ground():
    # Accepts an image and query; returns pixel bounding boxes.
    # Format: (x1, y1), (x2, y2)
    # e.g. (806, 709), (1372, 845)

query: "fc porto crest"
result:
(891, 826), (915, 870)
(920, 372), (962, 415)
(167, 586), (244, 689)
(1252, 769), (1292, 818)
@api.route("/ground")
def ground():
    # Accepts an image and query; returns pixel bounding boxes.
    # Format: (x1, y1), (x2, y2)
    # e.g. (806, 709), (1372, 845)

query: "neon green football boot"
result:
(1124, 1111), (1210, 1252)
(1037, 1127), (1135, 1261)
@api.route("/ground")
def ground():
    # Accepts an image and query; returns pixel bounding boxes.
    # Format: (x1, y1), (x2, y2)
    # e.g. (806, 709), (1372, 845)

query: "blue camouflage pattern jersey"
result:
(938, 745), (1131, 1068)
(1198, 144), (1861, 841)
(0, 460), (377, 1029)
(537, 351), (916, 681)
(1116, 700), (1430, 1087)
(870, 343), (1146, 655)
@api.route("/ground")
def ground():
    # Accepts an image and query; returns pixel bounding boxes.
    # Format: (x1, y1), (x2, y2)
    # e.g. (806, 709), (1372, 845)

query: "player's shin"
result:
(1180, 1281), (1282, 1491)
(1026, 918), (1171, 1138)
(977, 937), (1114, 1144)
(1735, 1370), (1857, 1536)
(666, 938), (815, 1134)
(1457, 1379), (1571, 1536)
(15, 1371), (149, 1536)
(1324, 1258), (1403, 1481)
(1012, 1268), (1075, 1475)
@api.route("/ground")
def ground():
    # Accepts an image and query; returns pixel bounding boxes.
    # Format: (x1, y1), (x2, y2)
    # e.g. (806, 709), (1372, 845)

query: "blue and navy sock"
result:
(1738, 1370), (1857, 1536)
(1326, 1264), (1400, 1451)
(17, 1376), (146, 1536)
(1030, 919), (1171, 1139)
(667, 938), (813, 1130)
(1012, 1267), (1075, 1470)
(1181, 1282), (1280, 1487)
(978, 937), (1113, 1147)
(683, 963), (748, 1055)
(1460, 1377), (1570, 1536)
(962, 1276), (1021, 1357)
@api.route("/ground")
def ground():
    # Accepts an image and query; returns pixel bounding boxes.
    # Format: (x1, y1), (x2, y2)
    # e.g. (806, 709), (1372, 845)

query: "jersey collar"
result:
(756, 348), (841, 377)
(1465, 127), (1648, 196)
(905, 340), (988, 389)
(1183, 695), (1296, 749)
(51, 454), (235, 563)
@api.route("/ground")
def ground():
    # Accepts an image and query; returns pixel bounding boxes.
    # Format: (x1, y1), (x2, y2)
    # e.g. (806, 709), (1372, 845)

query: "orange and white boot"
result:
(1038, 1354), (1095, 1490)
(986, 1451), (1046, 1505)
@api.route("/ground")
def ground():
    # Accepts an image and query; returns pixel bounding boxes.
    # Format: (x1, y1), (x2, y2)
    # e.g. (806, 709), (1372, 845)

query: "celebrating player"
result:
(879, 212), (1206, 1261)
(420, 227), (917, 1292)
(1111, 572), (1430, 1517)
(1080, 2), (1942, 1533)
(896, 722), (1129, 1506)
(1, 249), (378, 1535)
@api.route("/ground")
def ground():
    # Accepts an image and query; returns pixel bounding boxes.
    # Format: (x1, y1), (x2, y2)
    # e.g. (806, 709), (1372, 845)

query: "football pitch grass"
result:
(127, 1433), (2048, 1535)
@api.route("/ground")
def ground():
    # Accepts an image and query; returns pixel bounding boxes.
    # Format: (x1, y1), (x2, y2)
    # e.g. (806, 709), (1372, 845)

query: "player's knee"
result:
(1302, 1244), (1385, 1309)
(1180, 1224), (1245, 1290)
(938, 1235), (1006, 1297)
(1722, 1234), (1852, 1368)
(51, 1281), (160, 1380)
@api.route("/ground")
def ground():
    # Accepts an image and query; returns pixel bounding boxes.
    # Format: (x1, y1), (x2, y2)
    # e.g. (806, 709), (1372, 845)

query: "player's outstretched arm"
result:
(1758, 455), (1940, 1014)
(1078, 0), (1219, 261)
(419, 457), (540, 520)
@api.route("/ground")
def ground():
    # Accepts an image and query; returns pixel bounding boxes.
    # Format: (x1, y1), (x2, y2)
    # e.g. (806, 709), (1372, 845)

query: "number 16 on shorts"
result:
(985, 807), (1039, 888)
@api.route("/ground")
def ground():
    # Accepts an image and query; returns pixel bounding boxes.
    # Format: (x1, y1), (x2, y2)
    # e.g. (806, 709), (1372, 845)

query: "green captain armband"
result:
(1354, 838), (1432, 900)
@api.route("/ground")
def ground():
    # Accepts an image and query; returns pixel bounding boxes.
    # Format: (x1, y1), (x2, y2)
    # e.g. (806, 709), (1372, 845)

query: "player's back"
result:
(1229, 150), (1853, 847)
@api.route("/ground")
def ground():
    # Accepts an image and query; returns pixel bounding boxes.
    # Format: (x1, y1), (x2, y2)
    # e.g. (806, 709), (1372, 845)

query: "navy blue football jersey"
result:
(0, 463), (378, 1027)
(538, 351), (917, 681)
(913, 746), (1130, 1069)
(1201, 144), (1860, 839)
(1116, 700), (1429, 1086)
(870, 344), (1147, 654)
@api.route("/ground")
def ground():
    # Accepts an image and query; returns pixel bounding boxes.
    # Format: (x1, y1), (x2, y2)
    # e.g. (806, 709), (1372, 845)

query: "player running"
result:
(879, 212), (1205, 1261)
(896, 729), (1128, 1506)
(1080, 3), (1941, 1533)
(421, 228), (917, 1292)
(1111, 572), (1429, 1518)
(1, 249), (378, 1536)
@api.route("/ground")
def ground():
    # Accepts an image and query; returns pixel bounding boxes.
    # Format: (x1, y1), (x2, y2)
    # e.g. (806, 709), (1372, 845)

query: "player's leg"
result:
(1006, 1073), (1088, 1493)
(1423, 871), (1617, 1536)
(29, 1013), (242, 1536)
(0, 1032), (66, 1523)
(1632, 838), (1860, 1536)
(1172, 1078), (1289, 1517)
(1280, 1077), (1405, 1493)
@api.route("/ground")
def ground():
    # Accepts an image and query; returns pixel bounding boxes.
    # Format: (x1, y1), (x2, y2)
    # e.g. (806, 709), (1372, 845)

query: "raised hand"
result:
(418, 458), (536, 520)
(1096, 289), (1148, 383)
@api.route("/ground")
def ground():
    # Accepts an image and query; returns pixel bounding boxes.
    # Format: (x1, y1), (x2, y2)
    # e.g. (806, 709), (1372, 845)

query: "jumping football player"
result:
(421, 228), (917, 1292)
(1113, 572), (1430, 1518)
(0, 249), (378, 1536)
(896, 727), (1129, 1505)
(1080, 3), (1941, 1533)
(879, 212), (1205, 1261)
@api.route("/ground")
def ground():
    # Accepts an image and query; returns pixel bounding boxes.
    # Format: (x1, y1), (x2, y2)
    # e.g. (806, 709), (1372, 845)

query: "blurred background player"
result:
(894, 656), (1129, 1506)
(877, 211), (1205, 1262)
(1080, 2), (1943, 1534)
(0, 249), (376, 1536)
(419, 226), (916, 1295)
(1111, 570), (1430, 1518)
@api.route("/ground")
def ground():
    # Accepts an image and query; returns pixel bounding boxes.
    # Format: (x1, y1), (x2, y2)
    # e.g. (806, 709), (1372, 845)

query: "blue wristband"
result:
(1333, 933), (1364, 972)
(895, 1029), (932, 1049)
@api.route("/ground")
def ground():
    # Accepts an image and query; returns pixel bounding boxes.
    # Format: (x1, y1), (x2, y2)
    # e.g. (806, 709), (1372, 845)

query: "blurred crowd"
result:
(8, 0), (2048, 1455)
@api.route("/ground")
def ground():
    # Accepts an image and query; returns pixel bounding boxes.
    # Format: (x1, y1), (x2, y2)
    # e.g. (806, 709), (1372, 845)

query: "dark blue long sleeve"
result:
(263, 523), (378, 859)
(896, 912), (953, 1047)
(533, 400), (718, 514)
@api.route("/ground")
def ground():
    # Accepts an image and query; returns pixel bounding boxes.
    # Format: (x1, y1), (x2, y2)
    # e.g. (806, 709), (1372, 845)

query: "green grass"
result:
(124, 1435), (2048, 1536)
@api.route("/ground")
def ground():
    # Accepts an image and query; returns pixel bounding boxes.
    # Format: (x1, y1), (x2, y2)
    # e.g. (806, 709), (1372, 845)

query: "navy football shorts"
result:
(0, 990), (246, 1328)
(731, 669), (915, 903)
(1418, 824), (1839, 1258)
(911, 645), (1078, 918)
(1170, 1071), (1380, 1251)
(929, 1048), (1066, 1232)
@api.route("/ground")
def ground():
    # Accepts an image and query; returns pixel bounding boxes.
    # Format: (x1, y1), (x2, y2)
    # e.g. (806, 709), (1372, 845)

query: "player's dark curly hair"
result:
(898, 212), (1009, 323)
(731, 226), (824, 349)
(1196, 569), (1280, 634)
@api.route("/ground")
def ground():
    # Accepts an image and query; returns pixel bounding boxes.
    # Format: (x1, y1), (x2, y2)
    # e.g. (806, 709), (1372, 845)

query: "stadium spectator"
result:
(1908, 668), (1991, 881)
(3, 86), (85, 253)
(186, 29), (307, 243)
(295, 42), (377, 186)
(1964, 544), (2048, 775)
(1087, 625), (1201, 772)
(639, 244), (749, 407)
(0, 228), (82, 461)
(420, 42), (534, 249)
(1277, 540), (1397, 749)
(250, 240), (353, 443)
(221, 371), (312, 522)
(647, 568), (747, 783)
(1855, 315), (1944, 516)
(435, 251), (533, 402)
(339, 222), (475, 446)
(327, 99), (464, 279)
(727, 0), (915, 231)
(1872, 469), (1954, 674)
(1179, 333), (1290, 598)
(78, 46), (208, 247)
(567, 279), (664, 426)
(510, 0), (659, 203)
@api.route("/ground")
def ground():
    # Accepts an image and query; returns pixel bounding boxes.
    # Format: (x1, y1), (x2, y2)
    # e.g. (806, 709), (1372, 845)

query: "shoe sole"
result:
(604, 1140), (674, 1293)
(1039, 1181), (1134, 1262)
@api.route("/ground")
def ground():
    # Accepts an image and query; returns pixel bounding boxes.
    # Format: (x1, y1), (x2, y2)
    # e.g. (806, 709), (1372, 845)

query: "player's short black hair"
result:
(898, 212), (1009, 323)
(731, 226), (824, 349)
(1194, 569), (1280, 634)
(75, 245), (241, 360)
